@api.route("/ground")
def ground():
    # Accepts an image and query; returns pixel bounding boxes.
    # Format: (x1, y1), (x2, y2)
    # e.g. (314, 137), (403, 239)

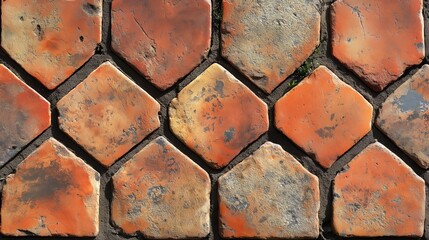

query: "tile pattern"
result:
(0, 1), (427, 239)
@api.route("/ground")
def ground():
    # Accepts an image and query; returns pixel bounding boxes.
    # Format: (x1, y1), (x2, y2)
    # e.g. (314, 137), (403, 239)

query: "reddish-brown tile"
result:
(377, 64), (429, 168)
(57, 62), (160, 167)
(1, 0), (102, 89)
(1, 138), (100, 236)
(111, 0), (211, 90)
(169, 63), (268, 169)
(0, 64), (50, 166)
(331, 0), (424, 91)
(218, 142), (320, 238)
(222, 0), (320, 93)
(333, 142), (425, 237)
(111, 137), (210, 238)
(275, 66), (373, 168)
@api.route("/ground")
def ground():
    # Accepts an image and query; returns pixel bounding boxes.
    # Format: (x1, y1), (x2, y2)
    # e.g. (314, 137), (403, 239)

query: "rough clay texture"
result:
(0, 64), (50, 167)
(1, 138), (100, 237)
(218, 142), (320, 239)
(0, 0), (428, 239)
(169, 63), (268, 169)
(221, 0), (320, 93)
(275, 66), (373, 169)
(111, 0), (211, 90)
(1, 0), (102, 89)
(333, 142), (425, 237)
(111, 137), (211, 239)
(331, 0), (425, 91)
(377, 64), (429, 168)
(57, 62), (160, 167)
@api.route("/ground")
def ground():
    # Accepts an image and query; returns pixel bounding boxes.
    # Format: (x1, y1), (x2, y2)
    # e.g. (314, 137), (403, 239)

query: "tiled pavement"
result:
(0, 0), (428, 239)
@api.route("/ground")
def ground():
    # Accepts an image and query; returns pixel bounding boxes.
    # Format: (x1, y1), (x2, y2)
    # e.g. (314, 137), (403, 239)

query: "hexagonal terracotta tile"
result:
(221, 0), (320, 93)
(333, 142), (425, 237)
(111, 0), (211, 90)
(111, 137), (210, 238)
(275, 66), (373, 169)
(169, 63), (268, 169)
(331, 0), (424, 91)
(0, 64), (50, 166)
(377, 64), (429, 168)
(1, 138), (100, 236)
(1, 0), (102, 89)
(218, 142), (320, 238)
(57, 62), (160, 167)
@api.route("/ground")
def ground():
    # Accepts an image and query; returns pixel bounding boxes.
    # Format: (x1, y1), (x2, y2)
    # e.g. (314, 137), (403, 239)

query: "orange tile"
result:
(0, 64), (50, 166)
(57, 62), (160, 167)
(275, 66), (373, 168)
(331, 0), (424, 91)
(111, 0), (211, 90)
(1, 0), (102, 89)
(111, 137), (210, 238)
(1, 138), (100, 236)
(333, 142), (425, 237)
(169, 63), (268, 169)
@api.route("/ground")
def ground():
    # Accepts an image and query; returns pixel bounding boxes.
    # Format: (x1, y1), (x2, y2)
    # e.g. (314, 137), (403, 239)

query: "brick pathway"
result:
(0, 0), (428, 239)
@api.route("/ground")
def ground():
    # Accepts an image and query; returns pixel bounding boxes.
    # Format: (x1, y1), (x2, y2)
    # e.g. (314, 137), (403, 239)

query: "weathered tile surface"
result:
(331, 0), (424, 91)
(221, 0), (320, 93)
(111, 137), (210, 238)
(275, 66), (373, 168)
(218, 142), (320, 238)
(57, 62), (160, 167)
(333, 142), (425, 237)
(377, 64), (429, 168)
(0, 64), (50, 166)
(1, 138), (100, 236)
(1, 0), (102, 89)
(169, 63), (268, 169)
(111, 0), (211, 90)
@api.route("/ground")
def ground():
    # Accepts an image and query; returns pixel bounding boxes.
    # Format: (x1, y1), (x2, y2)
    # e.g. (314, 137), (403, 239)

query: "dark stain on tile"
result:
(20, 161), (72, 202)
(227, 194), (248, 211)
(393, 89), (429, 112)
(224, 127), (235, 143)
(147, 185), (167, 204)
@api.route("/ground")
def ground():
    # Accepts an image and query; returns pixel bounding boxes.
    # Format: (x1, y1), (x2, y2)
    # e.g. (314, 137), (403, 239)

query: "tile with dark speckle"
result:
(0, 64), (50, 166)
(57, 62), (160, 167)
(218, 142), (320, 238)
(1, 138), (100, 236)
(169, 63), (268, 169)
(377, 64), (429, 168)
(222, 0), (320, 93)
(111, 137), (210, 238)
(275, 66), (373, 168)
(333, 142), (425, 237)
(1, 0), (102, 89)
